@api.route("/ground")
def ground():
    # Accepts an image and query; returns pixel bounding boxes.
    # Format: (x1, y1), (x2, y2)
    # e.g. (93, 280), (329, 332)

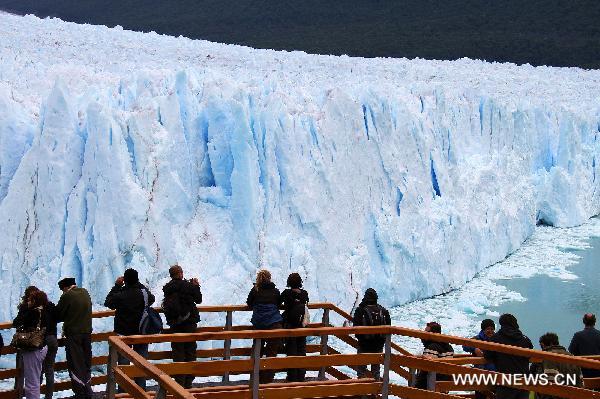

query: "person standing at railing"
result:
(55, 277), (93, 399)
(530, 332), (583, 399)
(462, 319), (496, 399)
(352, 288), (391, 381)
(12, 289), (52, 399)
(246, 269), (282, 384)
(104, 268), (155, 391)
(415, 321), (454, 389)
(42, 291), (58, 399)
(483, 313), (533, 399)
(280, 273), (309, 382)
(568, 313), (600, 379)
(162, 264), (202, 389)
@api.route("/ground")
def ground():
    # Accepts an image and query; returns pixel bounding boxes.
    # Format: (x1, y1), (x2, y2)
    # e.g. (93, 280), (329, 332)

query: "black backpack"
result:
(139, 289), (163, 334)
(162, 291), (190, 327)
(360, 304), (386, 341)
(287, 299), (306, 328)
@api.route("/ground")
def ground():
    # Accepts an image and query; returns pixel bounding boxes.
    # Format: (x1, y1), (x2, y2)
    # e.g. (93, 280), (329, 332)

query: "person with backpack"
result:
(56, 277), (93, 399)
(162, 265), (202, 388)
(12, 289), (51, 399)
(352, 288), (391, 380)
(279, 273), (310, 382)
(104, 268), (157, 390)
(484, 314), (533, 399)
(246, 269), (282, 383)
(530, 332), (582, 399)
(415, 321), (454, 389)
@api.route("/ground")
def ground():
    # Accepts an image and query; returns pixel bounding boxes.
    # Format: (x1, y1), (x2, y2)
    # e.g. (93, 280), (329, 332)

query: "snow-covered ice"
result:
(390, 217), (600, 354)
(0, 13), (599, 322)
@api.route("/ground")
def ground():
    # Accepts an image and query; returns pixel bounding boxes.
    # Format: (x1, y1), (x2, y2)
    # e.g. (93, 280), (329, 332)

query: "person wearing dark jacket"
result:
(280, 273), (310, 382)
(13, 289), (51, 399)
(352, 288), (391, 380)
(246, 269), (282, 383)
(42, 300), (58, 399)
(462, 319), (496, 399)
(484, 314), (533, 399)
(105, 268), (155, 390)
(568, 313), (600, 378)
(530, 332), (582, 399)
(415, 322), (454, 389)
(162, 265), (202, 388)
(56, 277), (93, 399)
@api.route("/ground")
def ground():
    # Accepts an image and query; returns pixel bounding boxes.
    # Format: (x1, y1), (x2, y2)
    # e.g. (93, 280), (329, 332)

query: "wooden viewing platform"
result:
(1, 303), (600, 398)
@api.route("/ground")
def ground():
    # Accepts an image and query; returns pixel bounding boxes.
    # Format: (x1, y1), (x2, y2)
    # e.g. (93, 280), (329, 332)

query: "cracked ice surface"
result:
(0, 13), (600, 321)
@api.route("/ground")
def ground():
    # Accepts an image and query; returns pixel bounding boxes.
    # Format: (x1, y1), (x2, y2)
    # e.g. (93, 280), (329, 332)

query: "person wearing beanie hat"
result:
(55, 278), (93, 399)
(352, 288), (391, 380)
(105, 268), (155, 390)
(484, 314), (533, 399)
(462, 319), (496, 399)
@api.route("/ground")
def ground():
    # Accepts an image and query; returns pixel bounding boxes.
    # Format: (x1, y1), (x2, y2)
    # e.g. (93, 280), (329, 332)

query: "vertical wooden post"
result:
(251, 338), (261, 399)
(427, 371), (437, 391)
(14, 352), (24, 399)
(318, 308), (330, 380)
(408, 368), (416, 387)
(106, 342), (118, 399)
(155, 386), (167, 399)
(381, 334), (391, 399)
(222, 310), (233, 383)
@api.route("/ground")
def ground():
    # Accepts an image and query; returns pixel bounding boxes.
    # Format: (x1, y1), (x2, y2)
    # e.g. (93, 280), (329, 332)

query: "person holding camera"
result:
(162, 265), (202, 388)
(105, 268), (155, 390)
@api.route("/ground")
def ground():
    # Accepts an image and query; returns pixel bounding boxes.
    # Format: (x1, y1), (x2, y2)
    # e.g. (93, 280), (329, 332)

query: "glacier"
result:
(0, 13), (600, 322)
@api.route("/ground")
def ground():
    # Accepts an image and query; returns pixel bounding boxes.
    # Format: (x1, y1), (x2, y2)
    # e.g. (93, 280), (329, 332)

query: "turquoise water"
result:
(486, 236), (600, 350)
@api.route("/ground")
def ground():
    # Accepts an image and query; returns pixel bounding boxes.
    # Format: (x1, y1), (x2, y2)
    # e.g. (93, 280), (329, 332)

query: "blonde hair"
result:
(255, 269), (272, 289)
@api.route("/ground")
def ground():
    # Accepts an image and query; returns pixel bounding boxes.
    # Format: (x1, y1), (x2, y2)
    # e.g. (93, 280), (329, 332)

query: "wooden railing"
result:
(107, 325), (600, 399)
(0, 302), (404, 398)
(4, 303), (600, 399)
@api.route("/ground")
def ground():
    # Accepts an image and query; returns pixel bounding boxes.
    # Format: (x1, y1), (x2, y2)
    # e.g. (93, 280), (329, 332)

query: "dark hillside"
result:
(1, 0), (599, 68)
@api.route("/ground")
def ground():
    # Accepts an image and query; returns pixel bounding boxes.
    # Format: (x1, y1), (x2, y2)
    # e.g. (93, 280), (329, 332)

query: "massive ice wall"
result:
(0, 14), (599, 320)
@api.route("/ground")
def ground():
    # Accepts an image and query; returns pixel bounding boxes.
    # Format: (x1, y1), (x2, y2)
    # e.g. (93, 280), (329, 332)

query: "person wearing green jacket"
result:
(55, 277), (93, 399)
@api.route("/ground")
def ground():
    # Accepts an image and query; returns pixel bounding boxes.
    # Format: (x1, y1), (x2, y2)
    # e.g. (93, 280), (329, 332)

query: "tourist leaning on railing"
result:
(415, 321), (454, 389)
(104, 268), (155, 391)
(247, 269), (283, 384)
(530, 332), (582, 399)
(483, 313), (533, 399)
(462, 319), (496, 399)
(280, 273), (310, 382)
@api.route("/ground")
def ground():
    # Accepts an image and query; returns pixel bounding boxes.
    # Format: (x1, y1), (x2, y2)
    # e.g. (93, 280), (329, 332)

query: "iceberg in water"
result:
(0, 13), (599, 322)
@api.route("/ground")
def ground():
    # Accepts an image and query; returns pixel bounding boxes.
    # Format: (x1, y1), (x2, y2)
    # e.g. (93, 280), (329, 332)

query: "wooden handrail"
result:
(391, 326), (600, 371)
(0, 302), (337, 331)
(109, 336), (194, 399)
(393, 354), (600, 399)
(115, 326), (600, 371)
